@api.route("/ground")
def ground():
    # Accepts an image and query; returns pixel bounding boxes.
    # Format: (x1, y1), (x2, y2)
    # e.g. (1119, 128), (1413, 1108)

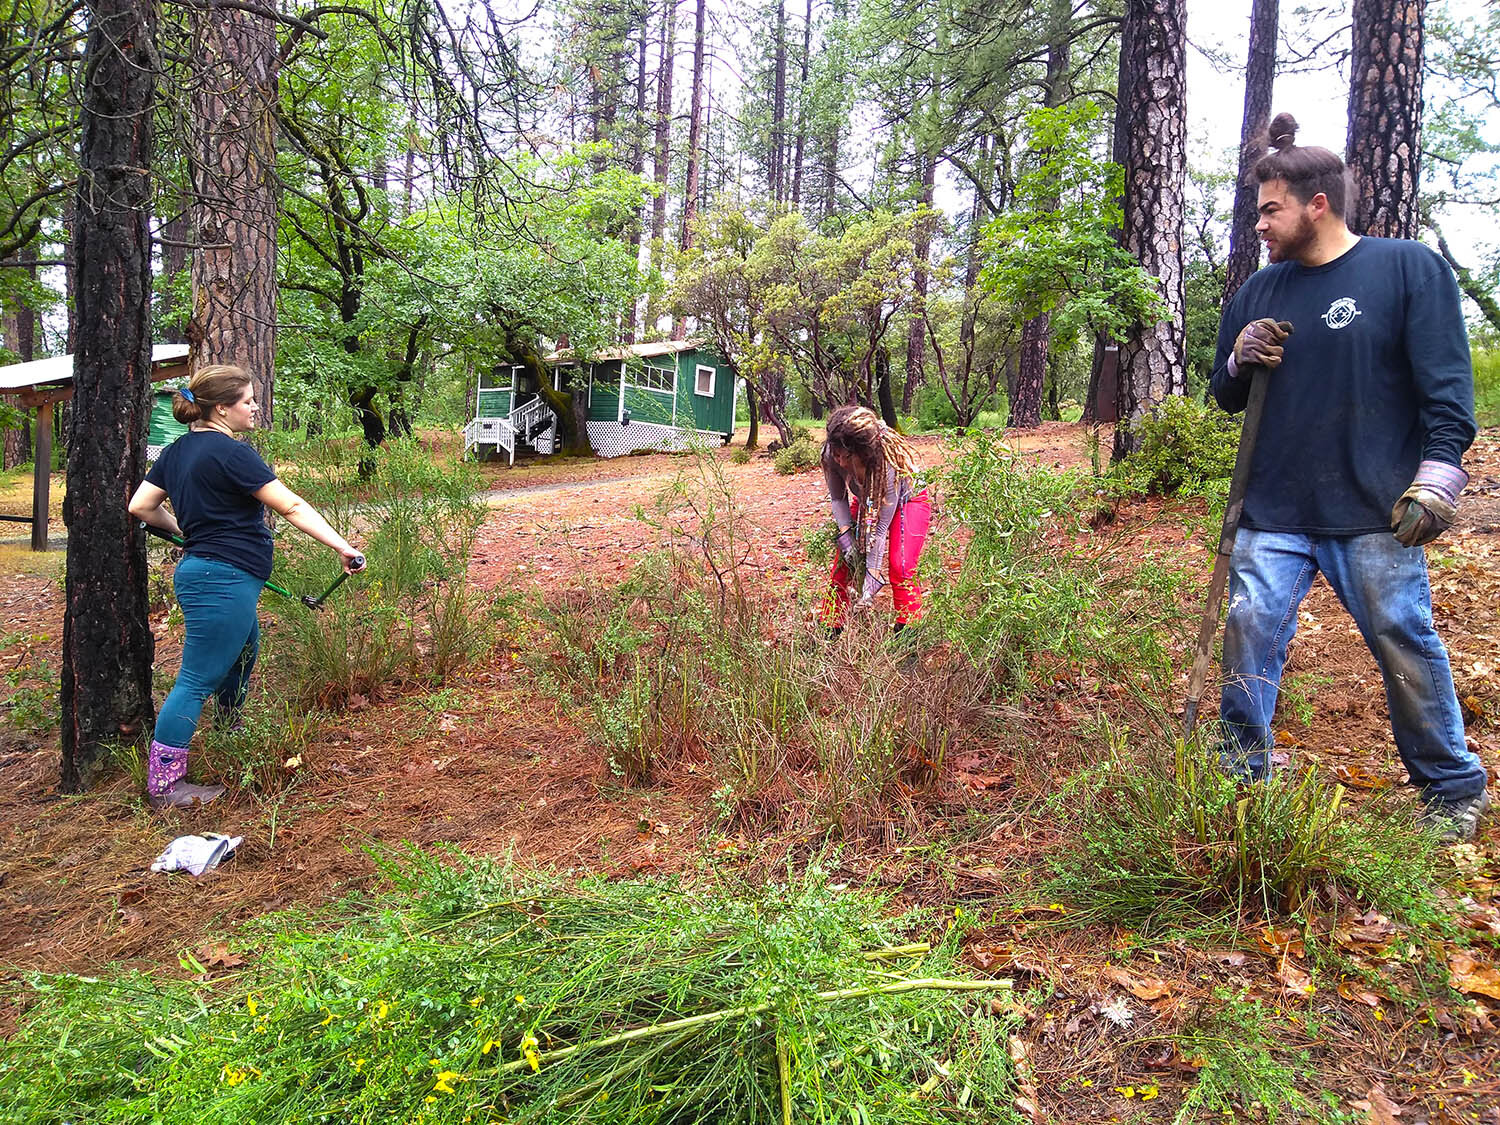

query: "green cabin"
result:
(147, 387), (191, 461)
(463, 341), (737, 462)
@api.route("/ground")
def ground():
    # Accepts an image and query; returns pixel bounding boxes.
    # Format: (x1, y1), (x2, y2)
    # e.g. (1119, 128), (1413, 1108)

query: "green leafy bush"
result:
(0, 851), (1020, 1124)
(772, 434), (821, 474)
(1110, 393), (1240, 498)
(925, 430), (1192, 693)
(729, 445), (752, 464)
(1046, 725), (1445, 929)
(1475, 349), (1499, 428)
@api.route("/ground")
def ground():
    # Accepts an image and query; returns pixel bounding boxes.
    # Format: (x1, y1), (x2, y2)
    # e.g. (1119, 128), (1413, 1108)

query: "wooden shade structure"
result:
(0, 345), (190, 550)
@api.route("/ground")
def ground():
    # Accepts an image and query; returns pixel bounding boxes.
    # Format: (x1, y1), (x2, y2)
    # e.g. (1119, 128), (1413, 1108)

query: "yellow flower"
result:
(1139, 1084), (1159, 1101)
(1079, 1079), (1093, 1088)
(469, 995), (485, 1008)
(425, 1096), (437, 1105)
(520, 1030), (541, 1073)
(514, 994), (526, 1007)
(351, 1057), (367, 1074)
(374, 1000), (390, 1022)
(319, 1010), (334, 1026)
(1463, 1069), (1477, 1087)
(1115, 1086), (1136, 1098)
(481, 1039), (502, 1056)
(433, 1070), (463, 1094)
(246, 994), (259, 1017)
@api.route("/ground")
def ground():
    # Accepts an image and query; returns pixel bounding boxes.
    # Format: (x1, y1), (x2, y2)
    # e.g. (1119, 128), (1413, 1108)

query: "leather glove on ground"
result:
(1391, 460), (1468, 547)
(1228, 319), (1294, 377)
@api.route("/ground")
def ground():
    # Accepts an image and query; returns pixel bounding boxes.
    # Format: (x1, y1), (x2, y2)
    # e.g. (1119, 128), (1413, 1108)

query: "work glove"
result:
(1228, 319), (1294, 377)
(835, 527), (858, 570)
(1391, 460), (1468, 547)
(150, 832), (243, 877)
(853, 572), (884, 611)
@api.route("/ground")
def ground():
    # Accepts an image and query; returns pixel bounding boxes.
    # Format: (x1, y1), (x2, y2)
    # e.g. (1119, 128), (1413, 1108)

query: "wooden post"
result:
(31, 400), (52, 551)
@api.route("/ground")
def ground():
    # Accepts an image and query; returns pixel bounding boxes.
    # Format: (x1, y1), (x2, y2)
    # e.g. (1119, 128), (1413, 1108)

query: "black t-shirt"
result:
(145, 430), (277, 579)
(1209, 237), (1476, 535)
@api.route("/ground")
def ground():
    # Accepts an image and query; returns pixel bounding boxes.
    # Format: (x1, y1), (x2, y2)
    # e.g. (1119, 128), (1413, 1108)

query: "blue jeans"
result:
(152, 554), (264, 748)
(1220, 527), (1484, 802)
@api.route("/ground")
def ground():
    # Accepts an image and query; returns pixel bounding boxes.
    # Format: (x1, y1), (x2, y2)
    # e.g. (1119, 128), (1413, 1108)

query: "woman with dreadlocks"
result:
(819, 405), (931, 633)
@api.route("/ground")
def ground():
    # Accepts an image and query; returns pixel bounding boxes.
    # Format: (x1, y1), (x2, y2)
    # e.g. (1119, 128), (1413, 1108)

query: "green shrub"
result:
(0, 851), (1019, 1124)
(198, 699), (327, 794)
(925, 430), (1192, 693)
(771, 434), (820, 474)
(729, 445), (752, 464)
(1475, 349), (1499, 428)
(1174, 989), (1311, 1122)
(1046, 725), (1445, 929)
(1111, 393), (1240, 498)
(260, 437), (492, 707)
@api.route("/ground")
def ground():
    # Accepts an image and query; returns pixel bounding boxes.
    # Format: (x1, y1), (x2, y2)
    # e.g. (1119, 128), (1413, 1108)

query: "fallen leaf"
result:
(1277, 961), (1316, 997)
(1256, 926), (1305, 957)
(348, 693), (368, 711)
(1337, 980), (1382, 1008)
(197, 942), (245, 969)
(1102, 966), (1173, 1000)
(1352, 1083), (1402, 1125)
(1448, 951), (1500, 1000)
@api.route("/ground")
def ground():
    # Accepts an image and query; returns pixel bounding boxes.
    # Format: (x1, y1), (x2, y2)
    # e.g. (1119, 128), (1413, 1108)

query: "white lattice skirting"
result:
(585, 421), (726, 459)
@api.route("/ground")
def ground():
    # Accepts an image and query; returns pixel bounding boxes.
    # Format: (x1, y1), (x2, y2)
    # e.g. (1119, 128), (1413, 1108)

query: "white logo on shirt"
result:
(1321, 297), (1362, 329)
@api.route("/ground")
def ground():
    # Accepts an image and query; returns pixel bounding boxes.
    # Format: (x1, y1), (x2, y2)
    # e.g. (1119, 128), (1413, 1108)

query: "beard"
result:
(1265, 212), (1317, 263)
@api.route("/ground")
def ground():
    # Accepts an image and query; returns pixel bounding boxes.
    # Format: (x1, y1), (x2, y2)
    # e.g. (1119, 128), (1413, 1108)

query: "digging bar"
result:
(1181, 359), (1275, 737)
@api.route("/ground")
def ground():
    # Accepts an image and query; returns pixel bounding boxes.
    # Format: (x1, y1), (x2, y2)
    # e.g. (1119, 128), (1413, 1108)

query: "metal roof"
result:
(0, 344), (191, 392)
(545, 339), (703, 364)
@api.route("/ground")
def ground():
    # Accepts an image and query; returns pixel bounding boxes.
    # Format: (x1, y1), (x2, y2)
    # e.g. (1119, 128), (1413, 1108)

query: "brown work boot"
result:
(147, 781), (227, 812)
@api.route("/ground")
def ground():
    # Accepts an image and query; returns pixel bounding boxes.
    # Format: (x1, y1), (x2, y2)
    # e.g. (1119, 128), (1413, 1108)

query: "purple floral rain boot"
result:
(146, 740), (225, 811)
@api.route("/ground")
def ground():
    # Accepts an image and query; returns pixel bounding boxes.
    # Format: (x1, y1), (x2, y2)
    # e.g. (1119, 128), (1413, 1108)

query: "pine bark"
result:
(61, 0), (158, 792)
(187, 1), (280, 428)
(1012, 0), (1072, 430)
(1112, 0), (1189, 461)
(623, 14), (650, 342)
(1223, 0), (1277, 302)
(770, 0), (787, 203)
(680, 0), (706, 249)
(1346, 0), (1424, 239)
(901, 155), (936, 414)
(3, 245), (36, 468)
(646, 0), (676, 331)
(790, 0), (812, 209)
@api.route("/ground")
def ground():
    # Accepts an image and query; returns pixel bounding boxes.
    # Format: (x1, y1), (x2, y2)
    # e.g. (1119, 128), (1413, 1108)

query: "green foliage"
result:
(729, 445), (753, 464)
(979, 103), (1165, 342)
(772, 434), (821, 474)
(925, 430), (1192, 693)
(1173, 990), (1310, 1122)
(0, 630), (57, 735)
(198, 700), (327, 795)
(1475, 350), (1500, 428)
(1109, 394), (1240, 498)
(259, 437), (494, 707)
(1046, 727), (1446, 930)
(0, 851), (1020, 1124)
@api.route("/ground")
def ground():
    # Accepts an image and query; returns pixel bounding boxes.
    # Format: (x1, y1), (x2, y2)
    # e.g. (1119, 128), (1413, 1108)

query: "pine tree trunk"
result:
(1012, 1), (1072, 430)
(874, 347), (899, 428)
(1223, 0), (1277, 302)
(187, 3), (280, 428)
(674, 0), (706, 339)
(159, 209), (190, 343)
(1112, 0), (1189, 462)
(680, 0), (706, 248)
(771, 0), (787, 203)
(646, 0), (677, 332)
(623, 16), (650, 342)
(1346, 0), (1424, 239)
(790, 0), (811, 209)
(901, 155), (936, 415)
(60, 0), (158, 792)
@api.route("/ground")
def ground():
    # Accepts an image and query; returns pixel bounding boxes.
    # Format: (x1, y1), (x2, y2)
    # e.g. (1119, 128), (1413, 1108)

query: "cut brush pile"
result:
(1, 848), (1022, 1124)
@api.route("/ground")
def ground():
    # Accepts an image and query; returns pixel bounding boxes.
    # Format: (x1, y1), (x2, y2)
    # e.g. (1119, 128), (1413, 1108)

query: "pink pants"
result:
(821, 490), (931, 627)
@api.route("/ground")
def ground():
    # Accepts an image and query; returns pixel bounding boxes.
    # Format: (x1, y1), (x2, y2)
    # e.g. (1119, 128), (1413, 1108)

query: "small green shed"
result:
(147, 388), (191, 461)
(463, 341), (737, 461)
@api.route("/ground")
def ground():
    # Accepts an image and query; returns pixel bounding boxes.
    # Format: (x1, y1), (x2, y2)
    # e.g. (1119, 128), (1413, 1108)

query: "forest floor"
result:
(3, 421), (1500, 1122)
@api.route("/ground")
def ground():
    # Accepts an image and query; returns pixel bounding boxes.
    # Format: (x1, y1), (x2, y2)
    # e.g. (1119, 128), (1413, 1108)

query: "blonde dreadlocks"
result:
(823, 406), (921, 548)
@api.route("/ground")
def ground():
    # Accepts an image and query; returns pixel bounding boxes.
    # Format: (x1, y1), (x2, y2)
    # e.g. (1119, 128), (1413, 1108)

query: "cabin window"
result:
(628, 359), (674, 393)
(694, 364), (716, 397)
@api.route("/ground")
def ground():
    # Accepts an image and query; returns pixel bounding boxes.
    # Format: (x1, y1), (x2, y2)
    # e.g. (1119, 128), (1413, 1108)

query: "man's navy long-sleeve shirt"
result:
(1210, 236), (1476, 535)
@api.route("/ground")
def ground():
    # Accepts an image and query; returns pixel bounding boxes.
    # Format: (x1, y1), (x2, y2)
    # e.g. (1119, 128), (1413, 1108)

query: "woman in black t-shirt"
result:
(128, 365), (362, 810)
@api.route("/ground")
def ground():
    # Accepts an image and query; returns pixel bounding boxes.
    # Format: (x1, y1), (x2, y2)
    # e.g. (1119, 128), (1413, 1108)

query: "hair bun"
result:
(1267, 112), (1298, 150)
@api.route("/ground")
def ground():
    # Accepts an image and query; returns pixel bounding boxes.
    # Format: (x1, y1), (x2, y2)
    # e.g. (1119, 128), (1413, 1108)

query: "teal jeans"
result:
(152, 554), (264, 748)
